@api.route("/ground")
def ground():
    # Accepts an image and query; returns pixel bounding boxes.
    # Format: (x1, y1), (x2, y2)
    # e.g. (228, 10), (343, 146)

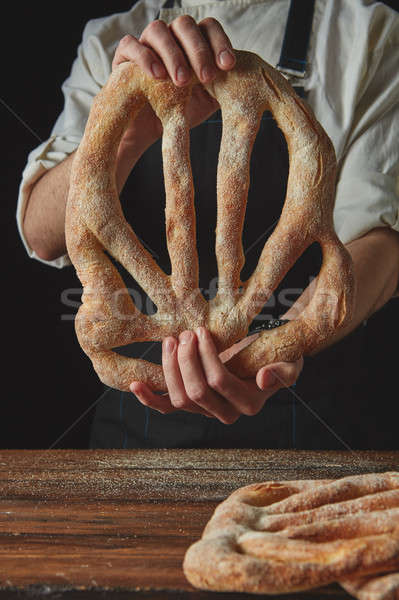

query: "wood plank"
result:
(1, 449), (398, 501)
(0, 450), (397, 598)
(0, 586), (347, 600)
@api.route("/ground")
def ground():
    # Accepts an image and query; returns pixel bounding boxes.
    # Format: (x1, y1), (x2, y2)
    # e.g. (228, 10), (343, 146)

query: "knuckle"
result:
(187, 385), (207, 403)
(199, 16), (218, 28)
(207, 372), (226, 393)
(241, 402), (261, 417)
(173, 14), (196, 28)
(136, 44), (153, 62)
(145, 19), (166, 34)
(192, 44), (211, 62)
(119, 34), (133, 47)
(221, 413), (239, 425)
(170, 397), (188, 410)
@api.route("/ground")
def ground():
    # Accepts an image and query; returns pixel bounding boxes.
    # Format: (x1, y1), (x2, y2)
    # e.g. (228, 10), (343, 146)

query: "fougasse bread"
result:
(65, 50), (354, 392)
(183, 472), (399, 599)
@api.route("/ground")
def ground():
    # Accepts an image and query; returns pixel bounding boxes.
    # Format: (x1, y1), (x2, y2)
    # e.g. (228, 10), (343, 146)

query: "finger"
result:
(169, 15), (217, 84)
(162, 337), (215, 417)
(130, 382), (176, 414)
(196, 327), (263, 417)
(198, 17), (236, 70)
(177, 330), (240, 424)
(162, 336), (194, 410)
(130, 381), (214, 417)
(256, 358), (304, 391)
(112, 34), (167, 79)
(140, 19), (192, 86)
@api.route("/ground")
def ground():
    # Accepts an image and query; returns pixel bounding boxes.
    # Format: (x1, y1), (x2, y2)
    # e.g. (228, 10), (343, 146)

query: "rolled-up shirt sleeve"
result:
(333, 15), (399, 245)
(16, 18), (112, 268)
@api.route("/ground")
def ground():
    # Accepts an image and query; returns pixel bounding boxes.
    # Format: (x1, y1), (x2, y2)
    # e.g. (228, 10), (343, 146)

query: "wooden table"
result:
(0, 449), (398, 599)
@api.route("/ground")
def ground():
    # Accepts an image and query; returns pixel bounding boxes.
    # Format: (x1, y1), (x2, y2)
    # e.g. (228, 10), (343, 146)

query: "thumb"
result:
(256, 359), (303, 390)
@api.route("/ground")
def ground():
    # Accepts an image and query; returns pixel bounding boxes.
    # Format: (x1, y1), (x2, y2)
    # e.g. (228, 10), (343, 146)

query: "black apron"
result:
(89, 0), (369, 450)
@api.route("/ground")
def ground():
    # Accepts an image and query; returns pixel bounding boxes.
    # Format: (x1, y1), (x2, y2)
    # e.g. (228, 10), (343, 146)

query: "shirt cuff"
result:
(16, 135), (79, 269)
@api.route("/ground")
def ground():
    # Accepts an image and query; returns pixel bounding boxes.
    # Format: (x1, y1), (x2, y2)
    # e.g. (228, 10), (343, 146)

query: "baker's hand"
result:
(130, 328), (303, 423)
(112, 16), (235, 145)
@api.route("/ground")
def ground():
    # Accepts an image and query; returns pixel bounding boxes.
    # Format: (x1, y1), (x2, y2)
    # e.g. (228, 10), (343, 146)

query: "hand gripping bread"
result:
(65, 50), (354, 392)
(183, 472), (399, 598)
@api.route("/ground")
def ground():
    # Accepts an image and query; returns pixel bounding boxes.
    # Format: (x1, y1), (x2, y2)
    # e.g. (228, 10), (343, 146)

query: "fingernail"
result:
(218, 49), (235, 68)
(176, 66), (189, 83)
(179, 330), (193, 345)
(196, 326), (206, 340)
(165, 337), (175, 353)
(151, 62), (166, 79)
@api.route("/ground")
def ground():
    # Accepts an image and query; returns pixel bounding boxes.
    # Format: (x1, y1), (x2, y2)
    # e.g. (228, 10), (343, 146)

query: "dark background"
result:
(1, 1), (398, 450)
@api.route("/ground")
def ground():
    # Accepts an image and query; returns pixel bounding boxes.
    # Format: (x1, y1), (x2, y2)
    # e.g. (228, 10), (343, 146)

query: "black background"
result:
(2, 3), (138, 450)
(1, 1), (398, 450)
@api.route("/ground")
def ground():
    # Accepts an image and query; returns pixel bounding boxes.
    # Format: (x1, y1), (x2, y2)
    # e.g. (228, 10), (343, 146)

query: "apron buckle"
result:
(276, 64), (308, 81)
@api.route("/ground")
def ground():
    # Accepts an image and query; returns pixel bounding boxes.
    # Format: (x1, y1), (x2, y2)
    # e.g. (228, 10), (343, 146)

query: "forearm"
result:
(283, 227), (399, 349)
(22, 135), (154, 262)
(347, 227), (399, 310)
(23, 151), (74, 261)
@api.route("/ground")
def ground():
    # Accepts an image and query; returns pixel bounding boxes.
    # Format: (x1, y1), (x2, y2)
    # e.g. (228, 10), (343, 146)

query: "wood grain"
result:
(0, 449), (398, 599)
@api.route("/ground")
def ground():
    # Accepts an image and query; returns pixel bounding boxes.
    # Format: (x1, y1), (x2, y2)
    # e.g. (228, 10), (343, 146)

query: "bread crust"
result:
(183, 472), (399, 597)
(65, 50), (354, 391)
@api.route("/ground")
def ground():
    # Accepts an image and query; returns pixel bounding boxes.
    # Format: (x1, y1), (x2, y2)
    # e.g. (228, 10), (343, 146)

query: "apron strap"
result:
(277, 0), (316, 80)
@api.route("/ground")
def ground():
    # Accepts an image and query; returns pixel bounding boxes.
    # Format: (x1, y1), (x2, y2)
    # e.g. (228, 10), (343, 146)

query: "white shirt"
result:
(16, 0), (399, 269)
